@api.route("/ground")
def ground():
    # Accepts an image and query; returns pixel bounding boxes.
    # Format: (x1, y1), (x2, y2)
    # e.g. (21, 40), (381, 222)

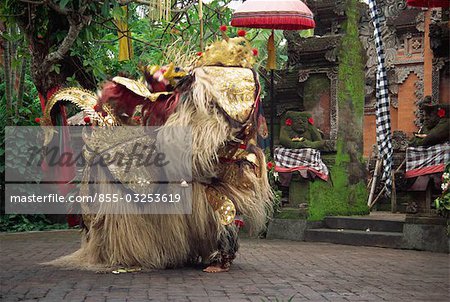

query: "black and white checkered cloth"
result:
(405, 143), (450, 178)
(369, 0), (393, 196)
(274, 147), (329, 181)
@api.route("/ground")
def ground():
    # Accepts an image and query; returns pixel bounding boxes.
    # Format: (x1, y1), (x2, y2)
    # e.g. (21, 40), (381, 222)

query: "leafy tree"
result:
(2, 0), (288, 107)
(0, 0), (289, 225)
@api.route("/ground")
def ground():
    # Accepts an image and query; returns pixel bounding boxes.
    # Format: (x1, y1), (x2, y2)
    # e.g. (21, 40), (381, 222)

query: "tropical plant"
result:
(435, 163), (450, 217)
(0, 214), (67, 232)
(0, 0), (290, 229)
(265, 150), (282, 214)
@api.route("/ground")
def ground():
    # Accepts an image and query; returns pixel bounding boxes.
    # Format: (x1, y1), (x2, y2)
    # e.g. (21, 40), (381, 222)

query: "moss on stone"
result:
(274, 207), (308, 220)
(288, 176), (309, 206)
(309, 166), (368, 221)
(307, 0), (368, 221)
(303, 74), (329, 111)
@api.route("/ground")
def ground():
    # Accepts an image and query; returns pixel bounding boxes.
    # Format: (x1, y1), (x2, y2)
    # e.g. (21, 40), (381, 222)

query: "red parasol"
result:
(406, 0), (450, 8)
(231, 0), (315, 30)
(231, 0), (315, 70)
(230, 0), (315, 155)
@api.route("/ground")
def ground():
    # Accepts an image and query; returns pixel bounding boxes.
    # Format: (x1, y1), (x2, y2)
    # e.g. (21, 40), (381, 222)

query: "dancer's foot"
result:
(203, 264), (230, 273)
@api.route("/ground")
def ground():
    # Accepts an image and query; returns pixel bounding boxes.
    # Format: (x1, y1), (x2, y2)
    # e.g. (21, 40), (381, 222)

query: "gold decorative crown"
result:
(195, 37), (256, 69)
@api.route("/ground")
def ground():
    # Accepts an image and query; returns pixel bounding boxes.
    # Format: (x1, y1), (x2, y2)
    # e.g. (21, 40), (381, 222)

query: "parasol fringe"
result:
(231, 16), (315, 30)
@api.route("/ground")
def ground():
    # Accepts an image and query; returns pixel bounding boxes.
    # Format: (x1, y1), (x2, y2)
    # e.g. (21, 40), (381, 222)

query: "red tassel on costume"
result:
(234, 215), (245, 228)
(38, 86), (61, 111)
(58, 105), (76, 196)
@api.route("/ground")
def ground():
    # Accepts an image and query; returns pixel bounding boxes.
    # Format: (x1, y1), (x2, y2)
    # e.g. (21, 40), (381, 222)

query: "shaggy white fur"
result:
(48, 67), (273, 270)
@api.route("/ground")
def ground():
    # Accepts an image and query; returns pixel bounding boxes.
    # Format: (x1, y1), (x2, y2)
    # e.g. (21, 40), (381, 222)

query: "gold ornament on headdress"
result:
(159, 63), (188, 85)
(195, 37), (256, 68)
(40, 87), (119, 145)
(140, 63), (188, 87)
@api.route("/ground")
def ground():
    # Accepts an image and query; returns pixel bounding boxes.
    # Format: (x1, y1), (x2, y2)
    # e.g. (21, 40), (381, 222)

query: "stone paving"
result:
(0, 230), (448, 302)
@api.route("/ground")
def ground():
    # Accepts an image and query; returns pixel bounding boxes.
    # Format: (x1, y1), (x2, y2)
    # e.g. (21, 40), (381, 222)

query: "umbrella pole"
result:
(270, 69), (274, 157)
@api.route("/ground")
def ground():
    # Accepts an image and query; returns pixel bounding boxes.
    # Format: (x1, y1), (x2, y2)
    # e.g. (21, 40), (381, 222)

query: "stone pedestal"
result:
(403, 215), (449, 253)
(288, 175), (309, 207)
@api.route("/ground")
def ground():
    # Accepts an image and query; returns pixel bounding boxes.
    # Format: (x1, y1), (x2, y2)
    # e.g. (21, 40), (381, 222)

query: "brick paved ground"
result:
(0, 230), (448, 302)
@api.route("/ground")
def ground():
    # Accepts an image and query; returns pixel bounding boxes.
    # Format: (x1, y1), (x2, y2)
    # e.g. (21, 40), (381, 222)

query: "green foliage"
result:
(4, 127), (43, 180)
(0, 71), (40, 191)
(0, 214), (68, 232)
(0, 0), (289, 225)
(1, 0), (289, 107)
(435, 163), (450, 218)
(0, 73), (40, 126)
(266, 161), (282, 213)
(71, 1), (288, 84)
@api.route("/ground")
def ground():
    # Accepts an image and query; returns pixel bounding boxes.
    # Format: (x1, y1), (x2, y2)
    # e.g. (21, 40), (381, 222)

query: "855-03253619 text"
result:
(9, 193), (182, 203)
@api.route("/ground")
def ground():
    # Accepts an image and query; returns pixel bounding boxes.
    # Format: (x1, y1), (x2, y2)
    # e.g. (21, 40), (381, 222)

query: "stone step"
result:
(324, 216), (404, 232)
(305, 228), (404, 249)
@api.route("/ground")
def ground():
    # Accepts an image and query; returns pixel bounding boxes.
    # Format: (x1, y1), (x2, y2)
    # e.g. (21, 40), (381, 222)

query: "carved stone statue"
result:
(279, 111), (334, 151)
(410, 99), (450, 147)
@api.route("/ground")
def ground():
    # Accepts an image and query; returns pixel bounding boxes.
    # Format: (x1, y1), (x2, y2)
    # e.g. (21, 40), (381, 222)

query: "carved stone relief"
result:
(381, 0), (407, 20)
(396, 65), (424, 84)
(297, 67), (338, 140)
(331, 21), (341, 35)
(398, 33), (423, 58)
(276, 103), (298, 117)
(414, 79), (425, 128)
(327, 69), (339, 140)
(391, 97), (398, 109)
(325, 48), (338, 63)
(333, 0), (346, 16)
(298, 70), (310, 83)
(432, 58), (446, 101)
(394, 64), (424, 127)
(392, 130), (409, 151)
(430, 8), (442, 24)
(415, 11), (425, 32)
(360, 0), (423, 114)
(360, 20), (398, 78)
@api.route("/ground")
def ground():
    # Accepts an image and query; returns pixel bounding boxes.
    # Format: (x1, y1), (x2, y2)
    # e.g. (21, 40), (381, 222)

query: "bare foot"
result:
(203, 264), (230, 273)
